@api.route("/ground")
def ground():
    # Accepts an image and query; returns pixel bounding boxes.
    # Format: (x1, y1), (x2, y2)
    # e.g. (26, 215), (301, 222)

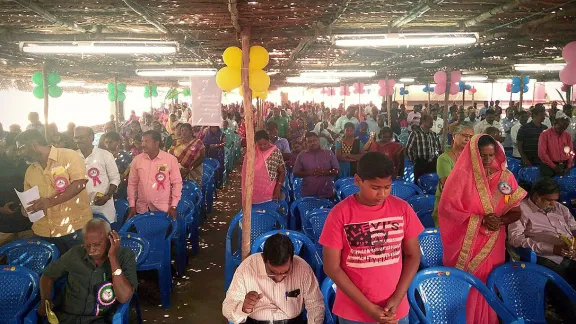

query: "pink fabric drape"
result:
(242, 145), (278, 204)
(438, 134), (526, 324)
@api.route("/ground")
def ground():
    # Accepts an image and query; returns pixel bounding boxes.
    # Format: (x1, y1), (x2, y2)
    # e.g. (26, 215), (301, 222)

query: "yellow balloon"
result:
(249, 45), (269, 70)
(249, 69), (270, 92)
(216, 67), (241, 92)
(254, 91), (268, 100)
(222, 46), (242, 69)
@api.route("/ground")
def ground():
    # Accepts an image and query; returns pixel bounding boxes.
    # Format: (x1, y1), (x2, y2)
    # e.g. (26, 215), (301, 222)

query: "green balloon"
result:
(151, 86), (157, 92)
(48, 85), (63, 98)
(144, 92), (150, 98)
(47, 72), (61, 85)
(152, 90), (158, 97)
(32, 86), (44, 99)
(117, 83), (127, 93)
(144, 85), (150, 92)
(108, 93), (115, 102)
(107, 83), (115, 92)
(32, 72), (43, 85)
(117, 92), (126, 102)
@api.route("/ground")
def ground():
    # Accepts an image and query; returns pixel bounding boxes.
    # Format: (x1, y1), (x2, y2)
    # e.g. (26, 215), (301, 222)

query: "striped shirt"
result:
(222, 254), (324, 324)
(517, 121), (548, 164)
(406, 127), (441, 162)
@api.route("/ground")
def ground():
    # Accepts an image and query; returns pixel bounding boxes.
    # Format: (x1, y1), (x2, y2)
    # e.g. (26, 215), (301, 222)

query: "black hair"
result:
(485, 108), (496, 115)
(420, 114), (431, 125)
(531, 178), (560, 197)
(4, 133), (17, 147)
(266, 121), (279, 130)
(262, 233), (294, 266)
(142, 130), (161, 143)
(305, 131), (318, 139)
(380, 127), (393, 137)
(531, 105), (546, 116)
(104, 131), (122, 142)
(75, 126), (94, 138)
(357, 152), (395, 180)
(180, 123), (193, 132)
(344, 122), (355, 130)
(255, 130), (269, 141)
(518, 110), (528, 117)
(14, 129), (48, 146)
(477, 134), (497, 149)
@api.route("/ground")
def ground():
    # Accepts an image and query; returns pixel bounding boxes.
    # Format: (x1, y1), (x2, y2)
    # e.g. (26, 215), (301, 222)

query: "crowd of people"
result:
(0, 98), (575, 323)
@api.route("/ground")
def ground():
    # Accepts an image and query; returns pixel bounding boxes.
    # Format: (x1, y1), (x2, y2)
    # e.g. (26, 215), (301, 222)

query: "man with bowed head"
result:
(127, 130), (182, 220)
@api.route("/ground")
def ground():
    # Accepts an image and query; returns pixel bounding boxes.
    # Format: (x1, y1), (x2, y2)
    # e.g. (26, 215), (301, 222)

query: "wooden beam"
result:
(390, 0), (445, 29)
(227, 0), (241, 32)
(460, 0), (532, 29)
(121, 0), (170, 34)
(12, 0), (98, 33)
(241, 26), (254, 261)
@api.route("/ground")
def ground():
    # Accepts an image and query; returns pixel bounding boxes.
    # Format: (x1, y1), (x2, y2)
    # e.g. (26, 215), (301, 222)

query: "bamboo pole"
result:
(519, 75), (525, 109)
(42, 62), (49, 139)
(462, 83), (466, 107)
(568, 86), (573, 105)
(148, 80), (153, 113)
(427, 83), (431, 108)
(442, 68), (452, 149)
(386, 76), (391, 126)
(114, 75), (119, 122)
(241, 26), (254, 260)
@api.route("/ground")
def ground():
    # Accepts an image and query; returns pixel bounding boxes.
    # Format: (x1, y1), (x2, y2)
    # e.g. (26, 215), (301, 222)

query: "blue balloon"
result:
(512, 84), (521, 93)
(512, 77), (521, 85)
(430, 87), (435, 92)
(523, 85), (529, 93)
(405, 90), (409, 94)
(423, 86), (429, 93)
(523, 76), (530, 84)
(465, 85), (472, 90)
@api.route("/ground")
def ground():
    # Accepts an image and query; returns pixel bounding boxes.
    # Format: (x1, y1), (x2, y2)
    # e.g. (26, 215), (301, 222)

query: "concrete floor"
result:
(138, 168), (242, 324)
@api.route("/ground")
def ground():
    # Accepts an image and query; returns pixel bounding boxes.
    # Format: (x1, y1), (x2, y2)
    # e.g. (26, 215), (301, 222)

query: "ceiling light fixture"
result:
(460, 75), (488, 81)
(334, 33), (477, 48)
(299, 70), (376, 78)
(135, 68), (217, 77)
(514, 63), (566, 72)
(495, 79), (511, 83)
(52, 81), (86, 87)
(82, 84), (109, 89)
(286, 77), (340, 84)
(399, 78), (415, 83)
(20, 41), (178, 55)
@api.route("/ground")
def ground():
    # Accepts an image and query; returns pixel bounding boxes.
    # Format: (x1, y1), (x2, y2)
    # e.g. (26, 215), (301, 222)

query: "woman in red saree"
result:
(168, 123), (205, 184)
(438, 134), (526, 324)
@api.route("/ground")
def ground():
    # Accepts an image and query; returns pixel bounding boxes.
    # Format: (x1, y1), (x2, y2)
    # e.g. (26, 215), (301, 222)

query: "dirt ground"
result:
(137, 168), (243, 324)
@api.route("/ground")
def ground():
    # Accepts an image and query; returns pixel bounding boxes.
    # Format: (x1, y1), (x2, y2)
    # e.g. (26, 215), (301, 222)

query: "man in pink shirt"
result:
(127, 130), (182, 220)
(538, 111), (573, 177)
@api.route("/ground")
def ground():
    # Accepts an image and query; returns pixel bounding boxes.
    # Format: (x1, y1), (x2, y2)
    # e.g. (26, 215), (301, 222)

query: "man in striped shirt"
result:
(406, 115), (442, 183)
(223, 234), (324, 324)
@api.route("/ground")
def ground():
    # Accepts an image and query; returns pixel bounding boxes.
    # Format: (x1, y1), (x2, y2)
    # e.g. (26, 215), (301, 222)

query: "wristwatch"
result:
(112, 268), (123, 276)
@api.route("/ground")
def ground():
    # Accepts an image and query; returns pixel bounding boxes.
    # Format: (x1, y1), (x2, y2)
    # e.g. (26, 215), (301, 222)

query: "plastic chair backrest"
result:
(416, 208), (435, 228)
(290, 197), (334, 230)
(408, 267), (523, 324)
(0, 239), (59, 276)
(292, 178), (303, 199)
(339, 184), (359, 200)
(418, 229), (443, 269)
(555, 175), (576, 195)
(334, 177), (355, 191)
(227, 211), (286, 254)
(391, 180), (423, 200)
(253, 200), (289, 218)
(506, 158), (521, 177)
(306, 208), (331, 241)
(114, 199), (130, 225)
(204, 157), (220, 170)
(120, 233), (150, 266)
(321, 277), (337, 324)
(417, 173), (439, 194)
(518, 166), (540, 185)
(0, 265), (39, 323)
(487, 262), (576, 323)
(406, 194), (436, 213)
(119, 212), (177, 249)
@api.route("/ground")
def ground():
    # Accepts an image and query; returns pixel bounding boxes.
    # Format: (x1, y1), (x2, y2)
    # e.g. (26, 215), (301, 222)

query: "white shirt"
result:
(222, 254), (324, 324)
(464, 117), (479, 126)
(431, 117), (444, 134)
(365, 117), (380, 136)
(474, 119), (505, 135)
(511, 123), (522, 158)
(313, 122), (334, 149)
(334, 115), (359, 134)
(78, 147), (121, 222)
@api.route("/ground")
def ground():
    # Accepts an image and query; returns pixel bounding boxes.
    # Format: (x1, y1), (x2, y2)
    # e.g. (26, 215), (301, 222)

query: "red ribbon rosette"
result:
(88, 167), (102, 186)
(155, 172), (166, 190)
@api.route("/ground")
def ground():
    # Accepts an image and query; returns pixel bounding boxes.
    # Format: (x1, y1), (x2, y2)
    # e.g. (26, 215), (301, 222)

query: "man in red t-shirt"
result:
(320, 152), (423, 324)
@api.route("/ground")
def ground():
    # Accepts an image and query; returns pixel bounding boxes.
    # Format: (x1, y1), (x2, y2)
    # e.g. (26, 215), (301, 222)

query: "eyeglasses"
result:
(457, 133), (474, 140)
(265, 262), (293, 279)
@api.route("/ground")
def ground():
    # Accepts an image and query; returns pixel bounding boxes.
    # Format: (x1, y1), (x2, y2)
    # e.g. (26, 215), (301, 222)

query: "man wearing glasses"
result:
(223, 234), (325, 324)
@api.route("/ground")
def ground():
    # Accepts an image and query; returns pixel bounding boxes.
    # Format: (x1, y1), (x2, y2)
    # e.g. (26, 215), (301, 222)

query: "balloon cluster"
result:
(165, 88), (179, 100)
(469, 87), (477, 94)
(510, 76), (530, 93)
(181, 88), (191, 97)
(353, 83), (365, 94)
(216, 45), (270, 99)
(144, 85), (158, 98)
(422, 83), (435, 93)
(377, 79), (396, 96)
(339, 85), (350, 96)
(320, 87), (336, 96)
(561, 84), (571, 92)
(560, 41), (576, 85)
(458, 81), (472, 92)
(434, 71), (461, 95)
(399, 87), (409, 95)
(107, 83), (126, 102)
(32, 71), (63, 99)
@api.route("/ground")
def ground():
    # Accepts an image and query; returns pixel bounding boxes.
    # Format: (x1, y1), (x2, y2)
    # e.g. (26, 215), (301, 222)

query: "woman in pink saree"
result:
(438, 134), (527, 324)
(242, 130), (286, 204)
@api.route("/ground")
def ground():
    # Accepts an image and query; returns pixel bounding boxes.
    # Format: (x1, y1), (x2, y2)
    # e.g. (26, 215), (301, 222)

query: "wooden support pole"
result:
(441, 68), (452, 149)
(567, 86), (573, 106)
(427, 83), (431, 109)
(42, 62), (49, 139)
(386, 76), (391, 126)
(241, 26), (254, 261)
(462, 84), (466, 108)
(148, 80), (153, 113)
(519, 75), (525, 110)
(114, 75), (119, 122)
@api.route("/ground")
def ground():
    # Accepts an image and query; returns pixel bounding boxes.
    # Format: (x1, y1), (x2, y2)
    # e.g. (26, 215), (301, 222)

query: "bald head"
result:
(83, 218), (112, 261)
(74, 126), (95, 150)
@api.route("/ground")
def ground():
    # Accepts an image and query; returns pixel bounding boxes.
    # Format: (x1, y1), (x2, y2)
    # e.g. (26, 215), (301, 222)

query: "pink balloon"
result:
(388, 80), (396, 88)
(434, 71), (446, 83)
(378, 88), (387, 96)
(378, 80), (386, 87)
(360, 89), (366, 94)
(562, 41), (576, 63)
(451, 71), (462, 82)
(434, 83), (446, 94)
(469, 88), (477, 94)
(560, 64), (576, 85)
(449, 83), (460, 95)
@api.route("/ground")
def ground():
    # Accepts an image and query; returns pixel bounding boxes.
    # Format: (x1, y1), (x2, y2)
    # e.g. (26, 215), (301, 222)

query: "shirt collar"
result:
(48, 146), (58, 162)
(526, 197), (559, 214)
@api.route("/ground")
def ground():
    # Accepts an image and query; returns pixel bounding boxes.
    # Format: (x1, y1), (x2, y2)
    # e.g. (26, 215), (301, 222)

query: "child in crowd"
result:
(320, 152), (423, 324)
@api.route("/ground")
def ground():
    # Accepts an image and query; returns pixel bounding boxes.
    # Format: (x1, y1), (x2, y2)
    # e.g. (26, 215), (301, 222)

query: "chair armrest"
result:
(23, 301), (41, 324)
(112, 296), (132, 324)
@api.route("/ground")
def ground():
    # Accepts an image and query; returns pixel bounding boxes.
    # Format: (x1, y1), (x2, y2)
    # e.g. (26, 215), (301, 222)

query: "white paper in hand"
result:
(14, 186), (45, 222)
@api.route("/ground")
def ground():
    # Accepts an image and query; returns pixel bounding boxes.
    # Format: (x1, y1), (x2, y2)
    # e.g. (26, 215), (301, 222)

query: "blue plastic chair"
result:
(183, 180), (205, 224)
(93, 213), (110, 223)
(510, 246), (537, 263)
(417, 173), (439, 194)
(321, 277), (337, 324)
(408, 267), (525, 324)
(119, 232), (149, 267)
(404, 159), (415, 183)
(554, 175), (576, 206)
(251, 230), (324, 282)
(334, 177), (355, 191)
(225, 211), (286, 290)
(119, 212), (176, 309)
(407, 194), (436, 213)
(204, 157), (220, 172)
(416, 208), (435, 228)
(392, 180), (423, 200)
(292, 177), (303, 200)
(304, 208), (330, 241)
(113, 199), (130, 231)
(487, 262), (576, 323)
(0, 265), (38, 324)
(418, 229), (443, 269)
(173, 200), (194, 277)
(253, 200), (289, 220)
(506, 158), (522, 178)
(339, 184), (360, 200)
(570, 168), (576, 177)
(0, 239), (59, 276)
(289, 197), (334, 231)
(518, 167), (540, 186)
(202, 168), (216, 213)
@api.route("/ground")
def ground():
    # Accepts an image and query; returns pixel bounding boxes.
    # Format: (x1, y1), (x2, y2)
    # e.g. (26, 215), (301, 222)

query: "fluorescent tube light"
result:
(495, 79), (511, 83)
(21, 41), (178, 54)
(334, 33), (477, 47)
(178, 81), (190, 86)
(399, 78), (415, 83)
(514, 63), (566, 72)
(136, 68), (217, 77)
(460, 75), (488, 81)
(299, 70), (376, 78)
(54, 81), (86, 87)
(286, 77), (340, 84)
(83, 84), (109, 89)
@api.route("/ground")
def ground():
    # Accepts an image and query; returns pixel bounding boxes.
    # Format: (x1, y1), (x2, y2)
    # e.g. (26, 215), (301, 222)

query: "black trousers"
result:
(413, 158), (437, 184)
(537, 256), (576, 321)
(539, 161), (568, 178)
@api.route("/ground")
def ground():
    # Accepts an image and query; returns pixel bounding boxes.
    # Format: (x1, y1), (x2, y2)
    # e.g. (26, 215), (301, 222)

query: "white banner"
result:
(189, 76), (223, 126)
